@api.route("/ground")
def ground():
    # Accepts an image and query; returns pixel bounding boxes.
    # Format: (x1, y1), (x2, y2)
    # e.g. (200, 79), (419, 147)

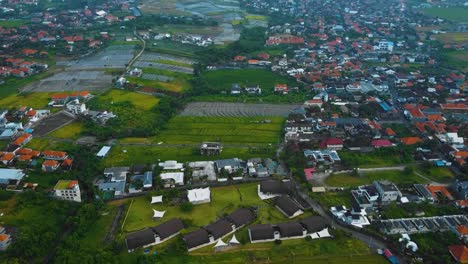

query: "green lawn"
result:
(151, 116), (284, 144)
(112, 183), (305, 233)
(201, 69), (300, 95)
(48, 122), (85, 139)
(24, 170), (74, 189)
(0, 19), (28, 27)
(25, 138), (73, 151)
(422, 7), (468, 22)
(127, 76), (191, 93)
(339, 149), (414, 168)
(325, 170), (428, 187)
(309, 191), (353, 209)
(416, 166), (455, 183)
(440, 50), (468, 71)
(80, 205), (117, 248)
(103, 145), (276, 166)
(99, 89), (160, 111)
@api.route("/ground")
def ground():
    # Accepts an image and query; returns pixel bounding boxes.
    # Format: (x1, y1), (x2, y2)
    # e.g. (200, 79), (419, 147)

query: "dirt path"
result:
(104, 205), (125, 243)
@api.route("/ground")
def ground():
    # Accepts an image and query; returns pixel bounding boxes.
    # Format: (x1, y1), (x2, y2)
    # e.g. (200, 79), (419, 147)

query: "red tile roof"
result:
(371, 139), (393, 147)
(448, 245), (468, 263)
(42, 160), (59, 167)
(456, 225), (468, 235)
(427, 185), (454, 200)
(385, 128), (396, 136)
(400, 137), (422, 145)
(42, 150), (67, 158)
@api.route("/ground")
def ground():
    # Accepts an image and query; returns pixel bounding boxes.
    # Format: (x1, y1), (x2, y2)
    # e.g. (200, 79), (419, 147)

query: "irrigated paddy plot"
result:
(153, 116), (284, 144)
(180, 102), (301, 117)
(134, 51), (195, 75)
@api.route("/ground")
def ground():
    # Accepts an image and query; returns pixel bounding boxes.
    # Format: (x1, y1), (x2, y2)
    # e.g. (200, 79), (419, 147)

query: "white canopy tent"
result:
(213, 239), (227, 248)
(151, 196), (163, 204)
(229, 234), (240, 245)
(310, 228), (331, 239)
(153, 209), (165, 218)
(187, 187), (211, 204)
(317, 228), (331, 238)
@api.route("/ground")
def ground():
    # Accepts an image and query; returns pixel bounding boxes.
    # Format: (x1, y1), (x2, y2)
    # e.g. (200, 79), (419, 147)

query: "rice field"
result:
(98, 89), (160, 111)
(152, 116), (284, 144)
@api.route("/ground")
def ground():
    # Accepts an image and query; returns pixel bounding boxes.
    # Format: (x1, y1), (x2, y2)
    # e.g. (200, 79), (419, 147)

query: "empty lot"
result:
(21, 70), (112, 92)
(180, 102), (301, 117)
(66, 45), (136, 70)
(32, 112), (75, 136)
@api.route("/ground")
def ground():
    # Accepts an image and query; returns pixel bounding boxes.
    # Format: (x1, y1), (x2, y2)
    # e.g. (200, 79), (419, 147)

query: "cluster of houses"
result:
(331, 179), (468, 232)
(0, 130), (72, 173)
(283, 87), (467, 173)
(125, 178), (331, 253)
(98, 158), (283, 199)
(0, 108), (50, 141)
(0, 57), (48, 78)
(0, 0), (140, 61)
(229, 83), (300, 96)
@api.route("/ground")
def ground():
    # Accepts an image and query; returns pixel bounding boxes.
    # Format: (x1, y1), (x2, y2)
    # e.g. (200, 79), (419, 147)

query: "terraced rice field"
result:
(153, 116), (284, 144)
(180, 102), (301, 117)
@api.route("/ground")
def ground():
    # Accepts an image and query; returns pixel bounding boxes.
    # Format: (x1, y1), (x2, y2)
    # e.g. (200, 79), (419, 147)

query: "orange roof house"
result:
(400, 137), (422, 145)
(455, 225), (468, 236)
(15, 148), (32, 155)
(452, 151), (468, 158)
(42, 150), (68, 160)
(0, 152), (15, 164)
(385, 128), (396, 136)
(455, 200), (468, 208)
(61, 158), (73, 169)
(42, 160), (60, 172)
(17, 155), (32, 162)
(11, 133), (32, 146)
(427, 185), (455, 201)
(448, 245), (468, 263)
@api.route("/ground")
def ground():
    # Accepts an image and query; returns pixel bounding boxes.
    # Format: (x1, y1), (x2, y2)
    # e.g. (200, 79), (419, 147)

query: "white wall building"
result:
(54, 180), (81, 202)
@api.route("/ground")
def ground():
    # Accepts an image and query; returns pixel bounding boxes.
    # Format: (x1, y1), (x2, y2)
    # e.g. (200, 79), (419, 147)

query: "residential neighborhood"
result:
(0, 0), (466, 263)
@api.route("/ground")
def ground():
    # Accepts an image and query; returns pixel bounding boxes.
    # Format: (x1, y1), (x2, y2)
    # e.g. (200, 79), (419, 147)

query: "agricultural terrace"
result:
(422, 7), (468, 22)
(201, 68), (300, 94)
(325, 170), (428, 188)
(180, 102), (301, 117)
(151, 116), (284, 144)
(102, 145), (276, 166)
(113, 183), (302, 232)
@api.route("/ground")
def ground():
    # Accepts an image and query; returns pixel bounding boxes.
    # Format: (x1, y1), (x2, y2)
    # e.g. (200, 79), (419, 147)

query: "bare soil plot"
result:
(32, 112), (75, 137)
(180, 102), (301, 117)
(67, 45), (136, 70)
(21, 70), (112, 92)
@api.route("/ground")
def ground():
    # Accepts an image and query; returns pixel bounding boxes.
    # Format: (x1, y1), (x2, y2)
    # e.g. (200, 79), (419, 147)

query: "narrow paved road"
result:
(126, 28), (146, 70)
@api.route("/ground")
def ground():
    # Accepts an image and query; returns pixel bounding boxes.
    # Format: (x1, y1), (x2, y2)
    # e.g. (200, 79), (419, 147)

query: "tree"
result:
(179, 202), (194, 212)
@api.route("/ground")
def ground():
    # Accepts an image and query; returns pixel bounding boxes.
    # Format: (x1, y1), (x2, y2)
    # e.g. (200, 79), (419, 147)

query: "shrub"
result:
(180, 202), (194, 212)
